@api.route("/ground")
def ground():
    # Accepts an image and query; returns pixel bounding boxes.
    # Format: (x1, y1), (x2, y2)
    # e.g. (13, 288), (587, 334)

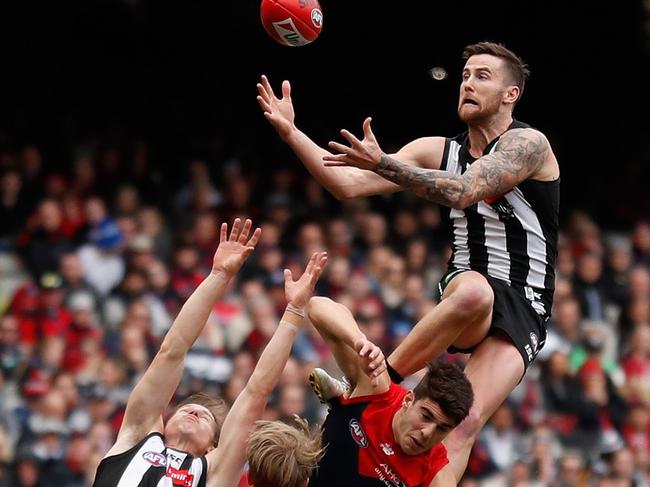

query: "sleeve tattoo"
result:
(373, 129), (549, 209)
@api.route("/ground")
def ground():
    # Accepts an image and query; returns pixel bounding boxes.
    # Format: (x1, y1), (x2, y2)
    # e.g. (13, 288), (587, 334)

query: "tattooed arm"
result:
(374, 128), (552, 209)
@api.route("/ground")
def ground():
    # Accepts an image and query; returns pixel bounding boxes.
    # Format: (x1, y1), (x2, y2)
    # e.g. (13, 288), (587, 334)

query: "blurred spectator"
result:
(632, 221), (650, 268)
(539, 295), (583, 362)
(136, 205), (172, 262)
(0, 169), (30, 243)
(58, 252), (100, 313)
(480, 401), (526, 473)
(16, 199), (74, 280)
(174, 160), (221, 216)
(112, 183), (140, 219)
(621, 325), (650, 405)
(77, 197), (125, 296)
(573, 251), (608, 322)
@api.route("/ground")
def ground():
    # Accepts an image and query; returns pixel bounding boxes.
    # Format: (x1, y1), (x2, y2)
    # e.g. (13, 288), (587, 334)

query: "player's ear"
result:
(504, 85), (520, 105)
(402, 391), (414, 408)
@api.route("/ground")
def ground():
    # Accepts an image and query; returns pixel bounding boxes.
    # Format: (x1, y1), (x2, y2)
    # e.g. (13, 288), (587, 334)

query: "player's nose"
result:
(422, 423), (437, 437)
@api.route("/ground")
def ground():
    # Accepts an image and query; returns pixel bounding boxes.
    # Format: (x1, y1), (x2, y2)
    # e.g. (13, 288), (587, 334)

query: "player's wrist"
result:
(281, 303), (305, 328)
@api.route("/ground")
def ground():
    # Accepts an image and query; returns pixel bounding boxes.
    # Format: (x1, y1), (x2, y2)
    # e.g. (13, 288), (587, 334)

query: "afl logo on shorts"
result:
(349, 419), (368, 448)
(142, 451), (166, 467)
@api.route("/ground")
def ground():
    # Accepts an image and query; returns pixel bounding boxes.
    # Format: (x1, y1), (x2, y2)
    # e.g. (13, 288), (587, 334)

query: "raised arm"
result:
(324, 123), (556, 209)
(256, 75), (405, 199)
(106, 219), (261, 457)
(206, 251), (328, 487)
(307, 296), (389, 396)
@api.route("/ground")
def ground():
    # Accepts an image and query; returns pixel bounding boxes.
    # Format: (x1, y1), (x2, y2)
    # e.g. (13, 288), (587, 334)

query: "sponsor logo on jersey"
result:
(166, 466), (194, 487)
(349, 419), (368, 448)
(374, 463), (406, 487)
(380, 443), (394, 456)
(142, 451), (166, 467)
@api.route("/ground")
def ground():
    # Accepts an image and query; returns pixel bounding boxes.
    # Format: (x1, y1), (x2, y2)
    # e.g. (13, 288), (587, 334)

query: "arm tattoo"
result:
(374, 129), (549, 208)
(375, 154), (468, 207)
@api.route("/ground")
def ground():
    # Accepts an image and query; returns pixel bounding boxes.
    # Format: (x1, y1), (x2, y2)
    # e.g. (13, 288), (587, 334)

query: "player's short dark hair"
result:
(173, 392), (227, 446)
(413, 361), (474, 427)
(462, 41), (530, 102)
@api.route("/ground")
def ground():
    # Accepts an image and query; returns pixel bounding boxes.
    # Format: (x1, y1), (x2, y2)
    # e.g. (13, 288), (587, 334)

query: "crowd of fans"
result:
(1, 141), (649, 486)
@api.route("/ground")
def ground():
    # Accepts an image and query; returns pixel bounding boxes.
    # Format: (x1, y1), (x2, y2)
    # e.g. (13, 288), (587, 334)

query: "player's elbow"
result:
(330, 186), (360, 200)
(451, 192), (477, 210)
(158, 338), (188, 362)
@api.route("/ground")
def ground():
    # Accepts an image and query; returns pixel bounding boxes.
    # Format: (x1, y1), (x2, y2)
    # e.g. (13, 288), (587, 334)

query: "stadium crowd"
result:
(0, 141), (649, 486)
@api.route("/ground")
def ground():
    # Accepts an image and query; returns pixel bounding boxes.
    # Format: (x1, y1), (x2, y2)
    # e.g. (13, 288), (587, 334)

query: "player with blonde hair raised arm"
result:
(93, 218), (327, 487)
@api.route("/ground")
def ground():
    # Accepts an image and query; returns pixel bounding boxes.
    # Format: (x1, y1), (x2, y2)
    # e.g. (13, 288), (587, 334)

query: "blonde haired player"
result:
(93, 218), (327, 487)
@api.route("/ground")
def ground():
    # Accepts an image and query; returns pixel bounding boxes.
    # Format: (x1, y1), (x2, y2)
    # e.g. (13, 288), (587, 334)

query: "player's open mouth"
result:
(462, 99), (478, 106)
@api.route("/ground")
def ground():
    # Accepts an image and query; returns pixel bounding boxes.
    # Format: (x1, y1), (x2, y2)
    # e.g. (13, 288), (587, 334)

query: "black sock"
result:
(385, 360), (404, 384)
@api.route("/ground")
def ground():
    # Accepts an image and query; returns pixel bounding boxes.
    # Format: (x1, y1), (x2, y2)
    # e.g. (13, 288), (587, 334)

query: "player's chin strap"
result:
(385, 360), (404, 384)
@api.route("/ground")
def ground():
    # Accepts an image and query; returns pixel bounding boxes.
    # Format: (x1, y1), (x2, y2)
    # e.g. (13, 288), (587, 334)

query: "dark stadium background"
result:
(0, 0), (648, 228)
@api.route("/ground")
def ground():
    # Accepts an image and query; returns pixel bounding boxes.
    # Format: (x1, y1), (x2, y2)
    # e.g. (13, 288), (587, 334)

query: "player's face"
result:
(165, 403), (217, 456)
(394, 392), (454, 456)
(457, 54), (512, 123)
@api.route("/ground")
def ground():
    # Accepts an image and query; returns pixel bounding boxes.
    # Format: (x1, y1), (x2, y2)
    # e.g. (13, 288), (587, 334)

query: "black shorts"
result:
(436, 269), (549, 372)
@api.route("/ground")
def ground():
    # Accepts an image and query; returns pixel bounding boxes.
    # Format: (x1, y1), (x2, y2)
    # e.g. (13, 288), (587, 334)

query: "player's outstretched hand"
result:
(323, 117), (384, 171)
(284, 251), (328, 310)
(211, 218), (261, 278)
(257, 74), (296, 139)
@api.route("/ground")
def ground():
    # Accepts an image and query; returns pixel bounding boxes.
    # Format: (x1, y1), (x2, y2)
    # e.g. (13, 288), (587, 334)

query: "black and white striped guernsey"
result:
(440, 120), (559, 318)
(93, 432), (207, 487)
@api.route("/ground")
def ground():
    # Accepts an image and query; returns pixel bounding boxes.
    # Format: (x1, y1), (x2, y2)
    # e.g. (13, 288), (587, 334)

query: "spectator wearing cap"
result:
(37, 273), (73, 344)
(77, 197), (125, 297)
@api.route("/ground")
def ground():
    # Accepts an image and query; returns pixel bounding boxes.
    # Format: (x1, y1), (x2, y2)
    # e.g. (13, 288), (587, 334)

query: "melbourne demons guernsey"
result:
(440, 120), (559, 318)
(93, 432), (207, 487)
(308, 383), (448, 487)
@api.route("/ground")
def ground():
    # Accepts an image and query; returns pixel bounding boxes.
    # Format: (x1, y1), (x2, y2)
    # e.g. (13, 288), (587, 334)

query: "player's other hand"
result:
(211, 218), (261, 278)
(354, 336), (387, 387)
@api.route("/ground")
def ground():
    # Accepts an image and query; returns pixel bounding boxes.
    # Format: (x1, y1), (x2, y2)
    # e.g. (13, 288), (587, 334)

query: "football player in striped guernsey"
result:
(93, 219), (327, 487)
(258, 41), (560, 483)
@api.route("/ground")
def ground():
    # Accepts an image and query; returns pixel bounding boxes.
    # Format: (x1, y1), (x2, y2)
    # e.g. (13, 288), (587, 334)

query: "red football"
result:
(260, 0), (323, 47)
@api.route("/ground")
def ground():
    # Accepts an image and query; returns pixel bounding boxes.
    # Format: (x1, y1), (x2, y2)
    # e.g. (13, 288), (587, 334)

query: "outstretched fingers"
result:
(339, 128), (362, 146)
(229, 218), (241, 241)
(310, 252), (328, 284)
(238, 219), (252, 243)
(220, 222), (228, 243)
(246, 227), (262, 249)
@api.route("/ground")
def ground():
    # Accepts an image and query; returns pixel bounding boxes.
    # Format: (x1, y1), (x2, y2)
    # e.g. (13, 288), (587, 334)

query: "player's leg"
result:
(442, 335), (524, 482)
(307, 296), (366, 389)
(387, 270), (494, 378)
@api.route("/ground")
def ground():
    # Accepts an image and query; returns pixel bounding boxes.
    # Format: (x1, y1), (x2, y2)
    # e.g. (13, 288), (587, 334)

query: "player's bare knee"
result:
(452, 405), (483, 443)
(450, 281), (493, 318)
(307, 296), (334, 320)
